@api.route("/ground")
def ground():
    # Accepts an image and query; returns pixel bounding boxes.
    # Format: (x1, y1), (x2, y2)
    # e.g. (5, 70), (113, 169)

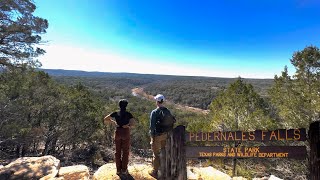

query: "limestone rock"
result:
(188, 166), (231, 180)
(269, 175), (282, 180)
(187, 167), (198, 179)
(253, 175), (283, 180)
(56, 165), (89, 180)
(93, 163), (155, 180)
(128, 163), (155, 179)
(93, 163), (117, 180)
(53, 177), (64, 180)
(0, 155), (60, 180)
(233, 177), (247, 180)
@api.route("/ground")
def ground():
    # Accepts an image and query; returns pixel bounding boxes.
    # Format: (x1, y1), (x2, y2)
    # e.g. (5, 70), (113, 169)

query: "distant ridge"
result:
(40, 69), (149, 78)
(40, 69), (273, 80)
(40, 68), (232, 80)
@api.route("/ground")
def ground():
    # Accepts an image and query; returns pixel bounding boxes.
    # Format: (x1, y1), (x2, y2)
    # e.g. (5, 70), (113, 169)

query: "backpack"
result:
(155, 107), (175, 133)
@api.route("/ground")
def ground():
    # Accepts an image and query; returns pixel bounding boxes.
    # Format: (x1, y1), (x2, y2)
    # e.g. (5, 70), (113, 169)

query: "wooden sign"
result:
(186, 146), (307, 159)
(186, 128), (306, 142)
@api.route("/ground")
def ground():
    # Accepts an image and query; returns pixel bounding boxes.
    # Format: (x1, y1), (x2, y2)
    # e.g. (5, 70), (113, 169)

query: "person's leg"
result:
(114, 130), (122, 174)
(121, 129), (130, 173)
(159, 134), (167, 149)
(151, 133), (168, 172)
(151, 136), (160, 172)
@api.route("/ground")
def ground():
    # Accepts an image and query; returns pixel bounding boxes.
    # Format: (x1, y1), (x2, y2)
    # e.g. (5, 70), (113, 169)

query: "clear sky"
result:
(34, 0), (320, 78)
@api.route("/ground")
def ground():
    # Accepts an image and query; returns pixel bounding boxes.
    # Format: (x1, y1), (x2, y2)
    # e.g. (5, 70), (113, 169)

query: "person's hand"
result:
(123, 124), (130, 128)
(128, 118), (135, 127)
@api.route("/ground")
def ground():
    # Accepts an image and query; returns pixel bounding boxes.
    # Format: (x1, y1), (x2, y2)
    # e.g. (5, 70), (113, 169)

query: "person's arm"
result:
(103, 113), (117, 125)
(123, 118), (135, 128)
(149, 110), (157, 137)
(129, 118), (135, 127)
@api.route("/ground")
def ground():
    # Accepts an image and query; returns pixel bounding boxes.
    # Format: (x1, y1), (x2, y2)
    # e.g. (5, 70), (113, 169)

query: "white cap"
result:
(154, 94), (165, 102)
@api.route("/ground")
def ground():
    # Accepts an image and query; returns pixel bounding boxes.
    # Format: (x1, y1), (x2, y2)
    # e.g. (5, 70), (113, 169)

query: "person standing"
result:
(149, 94), (175, 178)
(104, 99), (135, 176)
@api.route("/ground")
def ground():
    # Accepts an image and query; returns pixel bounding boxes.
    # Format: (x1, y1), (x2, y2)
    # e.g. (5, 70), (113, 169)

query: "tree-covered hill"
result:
(42, 69), (274, 109)
(1, 1), (319, 178)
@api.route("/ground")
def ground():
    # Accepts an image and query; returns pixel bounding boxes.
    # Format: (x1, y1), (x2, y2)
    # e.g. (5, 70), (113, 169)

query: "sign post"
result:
(161, 126), (312, 179)
(185, 128), (307, 178)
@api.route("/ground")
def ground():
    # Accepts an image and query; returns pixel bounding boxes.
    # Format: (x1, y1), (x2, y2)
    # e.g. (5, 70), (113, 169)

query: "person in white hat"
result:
(149, 94), (175, 178)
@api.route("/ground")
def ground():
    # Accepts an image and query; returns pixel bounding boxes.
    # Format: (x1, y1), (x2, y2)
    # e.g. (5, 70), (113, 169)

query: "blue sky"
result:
(34, 0), (320, 78)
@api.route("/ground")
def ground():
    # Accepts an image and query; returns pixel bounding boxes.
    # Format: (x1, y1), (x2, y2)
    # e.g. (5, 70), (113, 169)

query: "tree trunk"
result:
(42, 138), (51, 155)
(309, 121), (320, 180)
(232, 112), (239, 177)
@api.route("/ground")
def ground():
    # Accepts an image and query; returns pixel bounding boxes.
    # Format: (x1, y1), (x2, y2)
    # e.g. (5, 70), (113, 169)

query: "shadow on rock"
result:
(118, 173), (135, 180)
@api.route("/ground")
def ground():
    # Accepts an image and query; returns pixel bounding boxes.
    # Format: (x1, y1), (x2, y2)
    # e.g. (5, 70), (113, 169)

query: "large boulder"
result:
(187, 168), (198, 180)
(93, 163), (234, 180)
(188, 166), (231, 180)
(268, 175), (283, 180)
(56, 165), (89, 180)
(232, 177), (247, 180)
(93, 163), (156, 180)
(0, 155), (60, 180)
(127, 163), (155, 179)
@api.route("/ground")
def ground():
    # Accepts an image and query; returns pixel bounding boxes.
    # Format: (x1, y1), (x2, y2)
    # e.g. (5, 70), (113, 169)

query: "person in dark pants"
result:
(104, 99), (135, 175)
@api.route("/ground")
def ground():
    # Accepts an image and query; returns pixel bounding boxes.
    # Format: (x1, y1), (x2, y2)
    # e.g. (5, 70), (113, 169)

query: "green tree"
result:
(0, 0), (48, 68)
(0, 69), (106, 157)
(269, 46), (320, 128)
(209, 77), (275, 131)
(0, 69), (61, 156)
(58, 83), (103, 151)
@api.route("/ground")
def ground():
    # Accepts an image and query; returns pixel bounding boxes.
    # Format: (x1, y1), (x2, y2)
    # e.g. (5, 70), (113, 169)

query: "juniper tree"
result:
(0, 0), (48, 68)
(269, 46), (320, 128)
(209, 77), (275, 131)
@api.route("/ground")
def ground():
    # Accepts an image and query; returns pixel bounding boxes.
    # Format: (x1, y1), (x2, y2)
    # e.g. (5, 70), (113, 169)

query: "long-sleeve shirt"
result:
(150, 106), (175, 136)
(149, 108), (158, 137)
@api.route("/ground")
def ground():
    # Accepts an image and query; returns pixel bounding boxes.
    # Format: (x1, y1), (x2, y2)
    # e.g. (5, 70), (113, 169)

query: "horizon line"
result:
(40, 68), (275, 80)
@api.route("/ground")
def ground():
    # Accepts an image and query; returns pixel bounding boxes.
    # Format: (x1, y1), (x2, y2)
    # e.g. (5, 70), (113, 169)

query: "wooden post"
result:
(159, 125), (187, 180)
(232, 156), (237, 177)
(309, 121), (320, 180)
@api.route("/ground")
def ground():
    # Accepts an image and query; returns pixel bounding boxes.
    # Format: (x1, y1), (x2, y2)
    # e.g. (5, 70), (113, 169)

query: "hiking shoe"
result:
(148, 169), (158, 179)
(122, 169), (129, 175)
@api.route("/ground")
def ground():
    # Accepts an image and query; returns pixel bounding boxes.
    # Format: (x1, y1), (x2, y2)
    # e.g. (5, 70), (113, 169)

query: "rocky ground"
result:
(95, 162), (284, 180)
(0, 155), (285, 180)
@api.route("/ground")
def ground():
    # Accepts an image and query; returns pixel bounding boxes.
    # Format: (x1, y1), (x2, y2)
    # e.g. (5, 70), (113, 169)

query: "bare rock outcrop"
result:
(93, 163), (156, 180)
(187, 166), (231, 180)
(0, 156), (285, 180)
(56, 165), (90, 180)
(0, 155), (60, 180)
(93, 163), (237, 180)
(253, 175), (283, 180)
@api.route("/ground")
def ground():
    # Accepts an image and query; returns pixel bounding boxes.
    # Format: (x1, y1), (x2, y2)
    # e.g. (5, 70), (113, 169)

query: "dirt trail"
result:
(131, 87), (209, 114)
